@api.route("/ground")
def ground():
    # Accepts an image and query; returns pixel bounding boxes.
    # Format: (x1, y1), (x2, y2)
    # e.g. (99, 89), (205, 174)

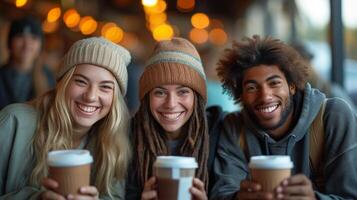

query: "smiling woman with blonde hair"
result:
(0, 37), (132, 199)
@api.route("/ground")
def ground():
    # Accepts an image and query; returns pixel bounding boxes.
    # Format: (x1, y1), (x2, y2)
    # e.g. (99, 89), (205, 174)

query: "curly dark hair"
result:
(216, 35), (309, 104)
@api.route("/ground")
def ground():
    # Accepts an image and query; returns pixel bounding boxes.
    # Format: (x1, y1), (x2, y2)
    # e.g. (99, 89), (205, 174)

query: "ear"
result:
(289, 84), (296, 95)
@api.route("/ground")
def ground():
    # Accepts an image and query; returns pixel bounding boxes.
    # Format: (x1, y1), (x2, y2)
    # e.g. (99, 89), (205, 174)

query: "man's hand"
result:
(236, 179), (273, 200)
(275, 174), (316, 200)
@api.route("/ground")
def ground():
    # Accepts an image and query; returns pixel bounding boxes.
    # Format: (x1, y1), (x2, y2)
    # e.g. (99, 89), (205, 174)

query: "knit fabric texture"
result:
(57, 37), (131, 95)
(139, 37), (207, 101)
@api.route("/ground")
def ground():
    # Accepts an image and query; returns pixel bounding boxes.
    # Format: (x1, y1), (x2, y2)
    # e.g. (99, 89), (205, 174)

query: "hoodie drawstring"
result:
(286, 134), (297, 155)
(264, 133), (270, 155)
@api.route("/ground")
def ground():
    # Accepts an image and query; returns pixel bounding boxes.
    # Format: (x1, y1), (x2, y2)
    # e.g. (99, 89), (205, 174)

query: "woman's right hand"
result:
(40, 178), (66, 200)
(141, 176), (158, 200)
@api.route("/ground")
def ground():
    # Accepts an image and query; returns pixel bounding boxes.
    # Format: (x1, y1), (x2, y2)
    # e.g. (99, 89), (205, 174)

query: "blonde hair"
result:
(30, 66), (131, 197)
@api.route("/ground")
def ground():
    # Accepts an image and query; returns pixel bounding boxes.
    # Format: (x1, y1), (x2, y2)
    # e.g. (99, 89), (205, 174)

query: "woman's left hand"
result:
(67, 186), (99, 200)
(190, 178), (207, 200)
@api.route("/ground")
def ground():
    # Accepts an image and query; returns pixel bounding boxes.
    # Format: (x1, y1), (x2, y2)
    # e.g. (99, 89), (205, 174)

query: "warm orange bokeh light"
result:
(191, 13), (210, 29)
(153, 24), (174, 41)
(42, 20), (59, 33)
(63, 9), (80, 28)
(102, 25), (124, 43)
(189, 28), (208, 44)
(149, 13), (167, 25)
(144, 0), (166, 14)
(79, 16), (97, 35)
(101, 22), (117, 36)
(177, 0), (195, 12)
(47, 7), (61, 23)
(142, 0), (158, 7)
(209, 28), (228, 45)
(15, 0), (27, 7)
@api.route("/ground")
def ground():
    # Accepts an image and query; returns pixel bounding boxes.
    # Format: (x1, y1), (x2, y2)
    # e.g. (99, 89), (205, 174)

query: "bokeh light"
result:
(153, 24), (174, 41)
(47, 7), (61, 23)
(15, 0), (27, 7)
(189, 28), (208, 44)
(142, 0), (158, 7)
(63, 9), (80, 28)
(191, 13), (210, 29)
(177, 0), (195, 12)
(79, 16), (97, 35)
(209, 28), (228, 45)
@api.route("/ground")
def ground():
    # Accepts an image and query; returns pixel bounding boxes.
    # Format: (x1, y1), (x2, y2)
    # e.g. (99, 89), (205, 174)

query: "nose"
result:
(164, 93), (177, 108)
(259, 85), (273, 101)
(83, 86), (97, 102)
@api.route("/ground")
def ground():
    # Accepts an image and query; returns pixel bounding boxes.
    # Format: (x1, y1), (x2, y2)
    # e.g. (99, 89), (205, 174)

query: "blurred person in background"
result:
(0, 16), (55, 110)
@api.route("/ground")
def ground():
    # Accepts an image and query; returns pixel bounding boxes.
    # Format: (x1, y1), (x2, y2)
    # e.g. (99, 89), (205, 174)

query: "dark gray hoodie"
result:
(210, 84), (357, 200)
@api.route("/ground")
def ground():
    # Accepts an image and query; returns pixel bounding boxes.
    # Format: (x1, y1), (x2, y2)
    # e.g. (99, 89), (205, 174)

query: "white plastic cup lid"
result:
(248, 155), (293, 169)
(48, 150), (93, 167)
(154, 156), (198, 169)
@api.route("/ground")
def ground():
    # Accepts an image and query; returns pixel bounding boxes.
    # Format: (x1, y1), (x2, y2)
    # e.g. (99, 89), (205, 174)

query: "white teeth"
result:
(77, 104), (97, 113)
(259, 105), (278, 113)
(161, 112), (182, 120)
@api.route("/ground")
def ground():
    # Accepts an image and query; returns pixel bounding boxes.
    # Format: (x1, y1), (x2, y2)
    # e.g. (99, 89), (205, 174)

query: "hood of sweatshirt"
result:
(241, 83), (326, 157)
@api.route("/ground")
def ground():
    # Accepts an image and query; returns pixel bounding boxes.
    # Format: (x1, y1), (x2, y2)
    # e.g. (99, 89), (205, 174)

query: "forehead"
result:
(242, 65), (287, 83)
(73, 64), (115, 80)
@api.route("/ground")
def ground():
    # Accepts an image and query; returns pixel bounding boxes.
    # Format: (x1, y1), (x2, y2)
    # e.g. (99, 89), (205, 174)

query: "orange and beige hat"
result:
(139, 37), (207, 102)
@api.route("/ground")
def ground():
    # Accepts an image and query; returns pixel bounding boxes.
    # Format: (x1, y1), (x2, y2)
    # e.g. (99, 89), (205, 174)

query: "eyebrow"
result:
(243, 75), (283, 86)
(156, 86), (188, 90)
(73, 74), (115, 85)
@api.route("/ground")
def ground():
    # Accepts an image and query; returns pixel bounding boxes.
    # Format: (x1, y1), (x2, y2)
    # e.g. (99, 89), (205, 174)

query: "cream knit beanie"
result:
(57, 37), (131, 95)
(139, 37), (207, 101)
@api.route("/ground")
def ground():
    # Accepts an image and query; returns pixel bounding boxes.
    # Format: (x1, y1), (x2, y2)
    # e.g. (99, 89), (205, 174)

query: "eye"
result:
(244, 84), (257, 92)
(153, 89), (166, 97)
(177, 88), (191, 96)
(100, 84), (114, 91)
(269, 80), (282, 87)
(74, 79), (87, 86)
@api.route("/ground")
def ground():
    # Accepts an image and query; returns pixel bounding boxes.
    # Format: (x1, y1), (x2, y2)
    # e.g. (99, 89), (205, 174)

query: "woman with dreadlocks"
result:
(126, 37), (224, 200)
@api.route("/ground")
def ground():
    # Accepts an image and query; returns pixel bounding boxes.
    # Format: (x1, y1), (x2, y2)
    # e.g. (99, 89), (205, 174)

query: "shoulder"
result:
(1, 103), (37, 117)
(324, 97), (355, 119)
(0, 103), (37, 122)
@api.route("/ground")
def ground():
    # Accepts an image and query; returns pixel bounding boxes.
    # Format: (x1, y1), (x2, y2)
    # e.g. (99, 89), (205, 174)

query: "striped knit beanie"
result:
(57, 37), (131, 95)
(139, 37), (207, 101)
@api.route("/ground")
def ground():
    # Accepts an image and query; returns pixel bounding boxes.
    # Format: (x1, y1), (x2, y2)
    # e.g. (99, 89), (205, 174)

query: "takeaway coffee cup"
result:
(154, 156), (198, 200)
(249, 155), (293, 192)
(48, 150), (93, 196)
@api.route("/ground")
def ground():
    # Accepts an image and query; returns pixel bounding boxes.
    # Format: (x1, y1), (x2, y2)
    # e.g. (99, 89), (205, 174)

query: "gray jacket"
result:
(0, 103), (125, 199)
(210, 84), (357, 200)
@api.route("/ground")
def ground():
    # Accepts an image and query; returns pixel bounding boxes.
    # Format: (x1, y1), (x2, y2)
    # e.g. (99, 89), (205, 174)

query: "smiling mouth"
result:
(256, 104), (279, 113)
(160, 112), (184, 121)
(76, 103), (99, 113)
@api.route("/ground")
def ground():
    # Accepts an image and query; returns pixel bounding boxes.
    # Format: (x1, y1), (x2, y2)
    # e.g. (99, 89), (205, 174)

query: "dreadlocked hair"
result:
(133, 91), (209, 189)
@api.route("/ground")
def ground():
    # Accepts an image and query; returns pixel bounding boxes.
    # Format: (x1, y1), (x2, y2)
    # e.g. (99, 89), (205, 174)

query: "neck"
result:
(72, 127), (90, 148)
(269, 111), (294, 140)
(165, 125), (188, 141)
